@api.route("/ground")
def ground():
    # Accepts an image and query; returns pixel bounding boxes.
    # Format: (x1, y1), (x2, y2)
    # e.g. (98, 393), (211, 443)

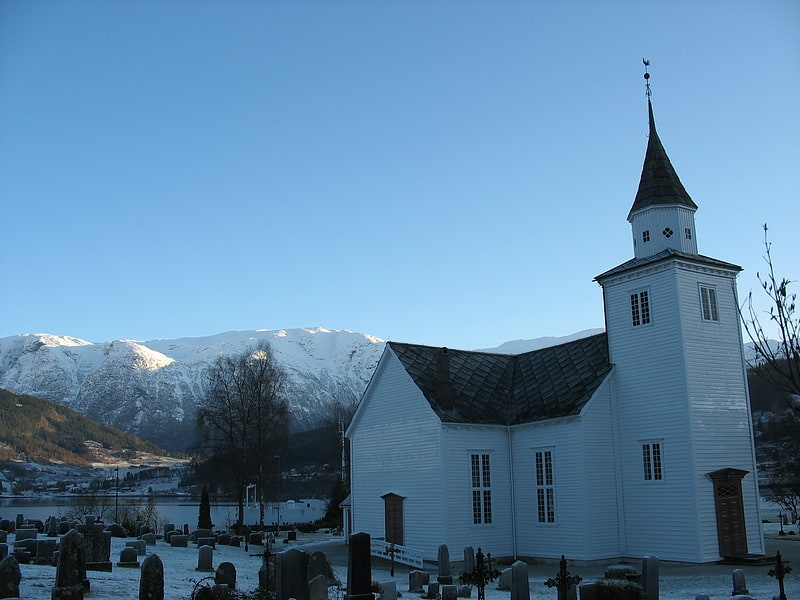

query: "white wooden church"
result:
(346, 94), (764, 564)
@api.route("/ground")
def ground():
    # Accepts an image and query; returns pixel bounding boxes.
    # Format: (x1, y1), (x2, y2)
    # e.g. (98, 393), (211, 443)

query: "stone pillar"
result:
(642, 556), (659, 600)
(438, 544), (453, 584)
(464, 546), (475, 576)
(346, 532), (374, 600)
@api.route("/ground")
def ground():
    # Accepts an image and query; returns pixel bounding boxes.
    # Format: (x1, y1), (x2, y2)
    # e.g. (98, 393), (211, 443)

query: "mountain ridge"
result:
(0, 327), (605, 452)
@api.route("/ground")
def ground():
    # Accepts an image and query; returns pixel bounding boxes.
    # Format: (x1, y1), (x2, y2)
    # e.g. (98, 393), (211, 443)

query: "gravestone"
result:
(35, 538), (58, 565)
(59, 521), (72, 535)
(127, 540), (147, 556)
(170, 534), (189, 548)
(497, 568), (512, 591)
(0, 521), (13, 534)
(0, 555), (21, 599)
(511, 561), (530, 600)
(141, 533), (157, 546)
(48, 516), (59, 537)
(197, 545), (214, 572)
(457, 585), (472, 598)
(52, 529), (86, 600)
(409, 570), (429, 593)
(732, 569), (748, 595)
(14, 527), (37, 542)
(345, 532), (374, 600)
(118, 547), (139, 568)
(13, 538), (37, 558)
(380, 580), (398, 600)
(183, 524), (190, 535)
(139, 553), (164, 600)
(0, 545), (6, 561)
(14, 515), (22, 530)
(310, 574), (328, 600)
(426, 581), (440, 599)
(215, 561), (236, 590)
(309, 550), (335, 585)
(217, 533), (231, 545)
(464, 546), (475, 576)
(642, 556), (658, 600)
(249, 532), (263, 546)
(77, 517), (112, 572)
(106, 523), (126, 538)
(0, 532), (5, 544)
(163, 523), (175, 536)
(276, 548), (310, 600)
(198, 536), (216, 548)
(438, 544), (453, 584)
(193, 528), (213, 543)
(229, 536), (241, 547)
(441, 584), (458, 600)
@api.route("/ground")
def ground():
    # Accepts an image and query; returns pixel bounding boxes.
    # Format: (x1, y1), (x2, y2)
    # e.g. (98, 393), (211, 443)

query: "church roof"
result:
(594, 248), (742, 282)
(628, 100), (697, 221)
(387, 332), (611, 426)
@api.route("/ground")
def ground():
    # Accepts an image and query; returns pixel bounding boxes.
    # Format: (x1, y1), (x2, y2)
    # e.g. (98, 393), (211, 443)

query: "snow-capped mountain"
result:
(0, 327), (607, 453)
(0, 328), (385, 452)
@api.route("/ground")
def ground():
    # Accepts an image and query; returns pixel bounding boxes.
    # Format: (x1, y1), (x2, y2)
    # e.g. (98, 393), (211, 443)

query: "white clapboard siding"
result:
(348, 349), (445, 558)
(603, 263), (704, 561)
(440, 425), (514, 558)
(676, 265), (764, 559)
(578, 377), (623, 559)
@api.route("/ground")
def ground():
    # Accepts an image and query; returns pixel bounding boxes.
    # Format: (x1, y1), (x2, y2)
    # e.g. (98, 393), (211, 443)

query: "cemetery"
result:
(0, 511), (796, 600)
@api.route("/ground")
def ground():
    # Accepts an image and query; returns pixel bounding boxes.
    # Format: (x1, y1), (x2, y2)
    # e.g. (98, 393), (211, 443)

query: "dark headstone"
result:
(52, 529), (86, 600)
(346, 532), (373, 600)
(198, 536), (216, 548)
(0, 521), (13, 534)
(277, 548), (310, 600)
(106, 523), (127, 538)
(579, 583), (598, 600)
(127, 540), (147, 556)
(642, 555), (658, 600)
(310, 574), (328, 600)
(170, 535), (189, 548)
(732, 569), (748, 595)
(118, 547), (140, 568)
(0, 545), (6, 561)
(139, 553), (164, 600)
(0, 532), (6, 544)
(437, 544), (452, 584)
(464, 546), (475, 575)
(14, 527), (37, 542)
(141, 532), (157, 546)
(441, 584), (458, 600)
(215, 561), (236, 589)
(380, 580), (398, 600)
(249, 532), (263, 546)
(409, 570), (429, 593)
(426, 582), (440, 599)
(77, 520), (111, 572)
(35, 538), (58, 565)
(0, 555), (21, 599)
(309, 550), (335, 585)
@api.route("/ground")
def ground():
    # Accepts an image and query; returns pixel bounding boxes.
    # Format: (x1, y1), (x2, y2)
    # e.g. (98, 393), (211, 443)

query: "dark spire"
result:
(628, 64), (697, 221)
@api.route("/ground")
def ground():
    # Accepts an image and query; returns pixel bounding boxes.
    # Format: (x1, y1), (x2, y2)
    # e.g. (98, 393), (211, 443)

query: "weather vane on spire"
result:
(643, 58), (652, 98)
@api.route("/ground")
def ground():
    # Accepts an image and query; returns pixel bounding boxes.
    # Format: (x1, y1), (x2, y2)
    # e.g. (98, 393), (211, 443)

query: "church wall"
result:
(631, 206), (698, 257)
(603, 264), (703, 561)
(511, 418), (588, 560)
(579, 376), (624, 559)
(440, 425), (514, 558)
(348, 350), (446, 558)
(676, 265), (764, 559)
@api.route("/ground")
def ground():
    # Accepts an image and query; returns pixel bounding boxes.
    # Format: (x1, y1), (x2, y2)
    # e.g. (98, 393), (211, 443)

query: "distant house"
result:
(346, 97), (764, 564)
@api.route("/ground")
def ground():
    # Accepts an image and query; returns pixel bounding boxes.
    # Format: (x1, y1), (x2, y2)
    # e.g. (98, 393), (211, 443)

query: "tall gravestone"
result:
(139, 553), (164, 600)
(0, 555), (21, 599)
(197, 545), (214, 572)
(346, 532), (374, 600)
(642, 556), (659, 600)
(464, 546), (475, 576)
(52, 529), (86, 600)
(510, 561), (530, 600)
(215, 561), (236, 590)
(277, 548), (310, 600)
(438, 544), (453, 584)
(77, 517), (111, 572)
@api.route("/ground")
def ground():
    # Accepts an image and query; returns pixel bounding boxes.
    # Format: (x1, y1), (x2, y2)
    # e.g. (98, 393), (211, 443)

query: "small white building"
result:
(346, 97), (764, 564)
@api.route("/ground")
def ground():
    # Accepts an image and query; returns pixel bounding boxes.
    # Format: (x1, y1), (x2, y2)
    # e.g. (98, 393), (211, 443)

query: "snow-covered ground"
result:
(13, 523), (800, 600)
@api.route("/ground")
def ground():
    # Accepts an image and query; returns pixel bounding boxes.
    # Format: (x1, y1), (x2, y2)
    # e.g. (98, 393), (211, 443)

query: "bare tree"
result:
(195, 341), (289, 530)
(741, 224), (800, 418)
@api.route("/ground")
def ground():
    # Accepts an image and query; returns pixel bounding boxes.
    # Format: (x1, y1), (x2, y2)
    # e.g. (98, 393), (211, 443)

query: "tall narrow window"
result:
(642, 442), (663, 481)
(631, 290), (651, 327)
(700, 286), (719, 322)
(535, 449), (555, 523)
(642, 230), (650, 243)
(470, 453), (492, 524)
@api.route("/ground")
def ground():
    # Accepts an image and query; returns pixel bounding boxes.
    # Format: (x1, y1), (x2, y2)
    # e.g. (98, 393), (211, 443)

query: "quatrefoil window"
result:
(662, 227), (674, 238)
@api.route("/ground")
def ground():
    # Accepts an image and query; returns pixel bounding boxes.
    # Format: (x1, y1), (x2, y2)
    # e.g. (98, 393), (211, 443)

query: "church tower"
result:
(595, 68), (763, 562)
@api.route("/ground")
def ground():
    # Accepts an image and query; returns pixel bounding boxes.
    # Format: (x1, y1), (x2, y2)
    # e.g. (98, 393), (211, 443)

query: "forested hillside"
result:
(0, 388), (169, 465)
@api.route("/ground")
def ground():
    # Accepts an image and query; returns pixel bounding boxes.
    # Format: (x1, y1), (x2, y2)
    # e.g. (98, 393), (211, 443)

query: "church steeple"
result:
(628, 63), (699, 259)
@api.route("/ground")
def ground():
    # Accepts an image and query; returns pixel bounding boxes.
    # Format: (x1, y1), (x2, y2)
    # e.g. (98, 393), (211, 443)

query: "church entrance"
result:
(708, 468), (749, 557)
(382, 493), (404, 545)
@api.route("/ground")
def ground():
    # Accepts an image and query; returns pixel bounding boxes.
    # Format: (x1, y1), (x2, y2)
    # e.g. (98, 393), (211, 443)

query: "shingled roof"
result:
(628, 99), (697, 221)
(387, 332), (611, 426)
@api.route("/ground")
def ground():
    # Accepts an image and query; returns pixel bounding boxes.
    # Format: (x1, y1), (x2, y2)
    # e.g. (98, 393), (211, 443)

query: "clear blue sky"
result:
(1, 1), (798, 350)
